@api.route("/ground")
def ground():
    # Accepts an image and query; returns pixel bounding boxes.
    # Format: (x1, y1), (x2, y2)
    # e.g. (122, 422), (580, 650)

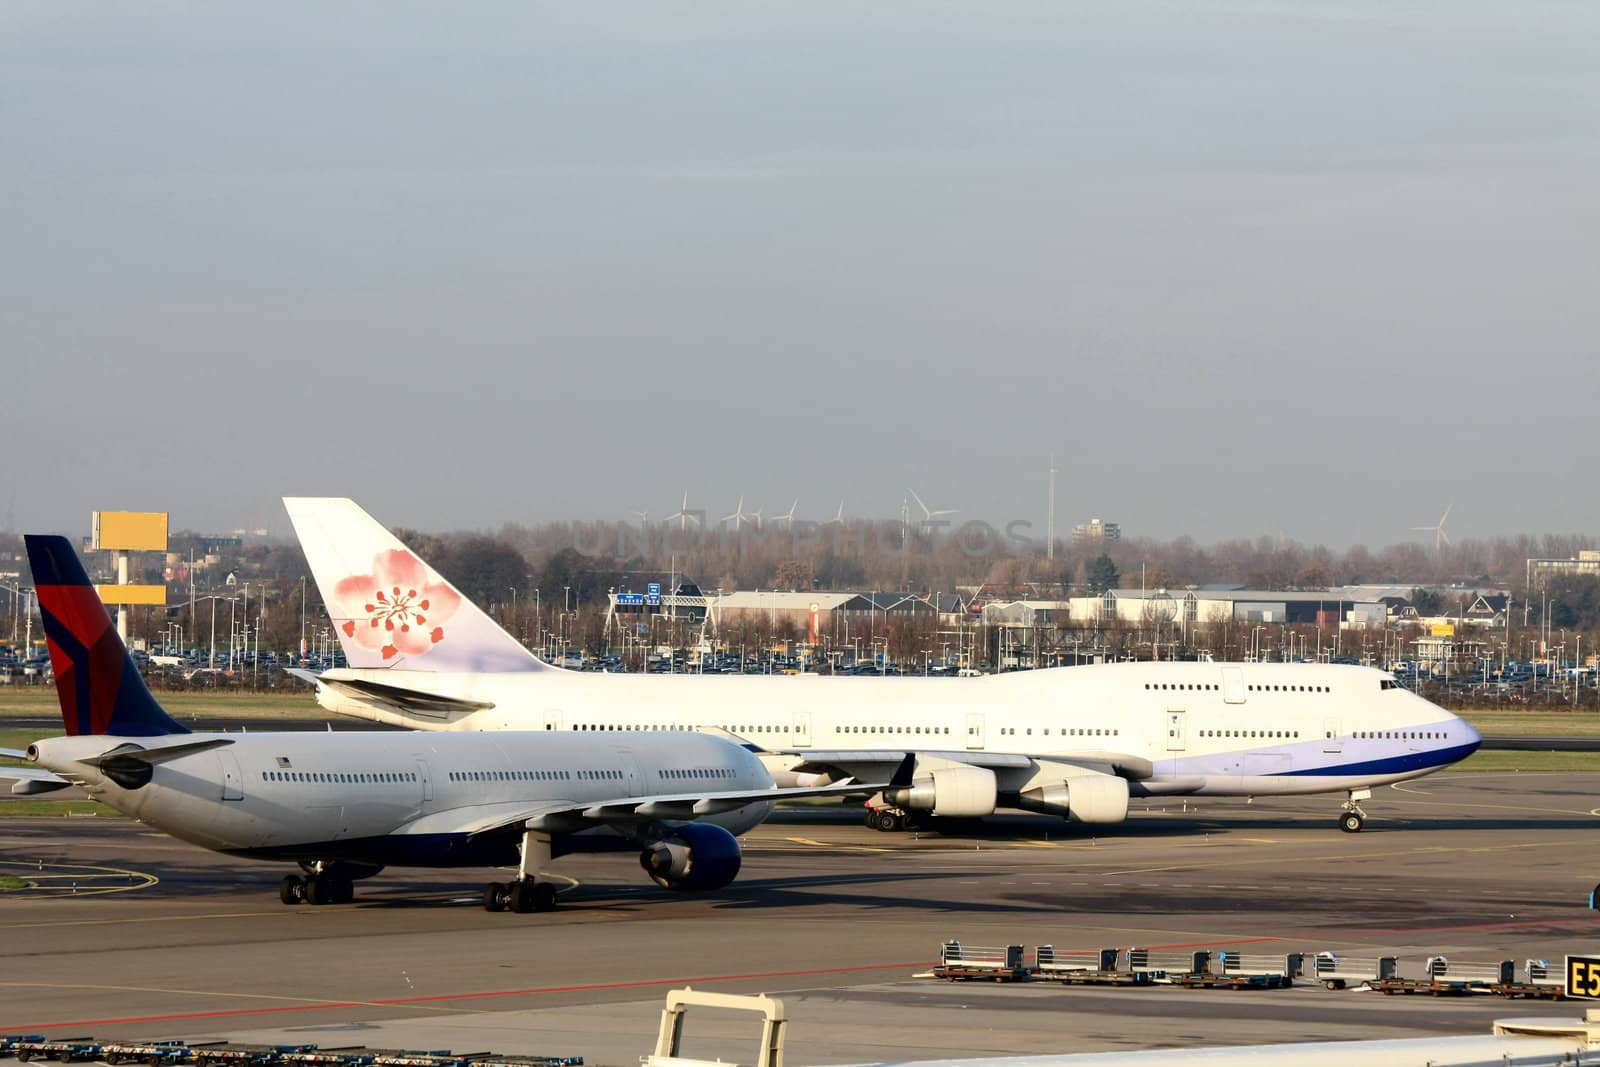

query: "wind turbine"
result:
(722, 496), (754, 530)
(775, 499), (799, 527)
(667, 491), (700, 530)
(823, 500), (846, 526)
(632, 508), (651, 526)
(907, 487), (958, 524)
(1411, 503), (1453, 554)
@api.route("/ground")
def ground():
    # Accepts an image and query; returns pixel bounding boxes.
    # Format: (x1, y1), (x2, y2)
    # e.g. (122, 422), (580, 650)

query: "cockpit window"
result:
(1380, 678), (1407, 691)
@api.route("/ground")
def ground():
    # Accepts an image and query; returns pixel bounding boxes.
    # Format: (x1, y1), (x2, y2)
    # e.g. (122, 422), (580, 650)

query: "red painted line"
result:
(1329, 914), (1600, 938)
(5, 960), (933, 1031)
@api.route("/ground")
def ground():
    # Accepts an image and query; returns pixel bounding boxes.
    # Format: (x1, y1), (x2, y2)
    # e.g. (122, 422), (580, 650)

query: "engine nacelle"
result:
(885, 765), (997, 818)
(639, 822), (743, 891)
(1020, 775), (1130, 824)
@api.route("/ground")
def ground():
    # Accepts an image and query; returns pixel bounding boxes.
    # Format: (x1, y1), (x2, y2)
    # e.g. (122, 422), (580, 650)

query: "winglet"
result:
(25, 535), (188, 737)
(888, 752), (916, 789)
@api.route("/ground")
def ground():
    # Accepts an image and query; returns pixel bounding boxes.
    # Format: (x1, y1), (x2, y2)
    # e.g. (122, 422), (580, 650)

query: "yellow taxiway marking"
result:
(0, 861), (157, 897)
(765, 836), (895, 853)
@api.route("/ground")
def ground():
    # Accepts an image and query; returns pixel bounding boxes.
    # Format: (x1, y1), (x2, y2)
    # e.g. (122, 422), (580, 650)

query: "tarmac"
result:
(5, 772), (1600, 1065)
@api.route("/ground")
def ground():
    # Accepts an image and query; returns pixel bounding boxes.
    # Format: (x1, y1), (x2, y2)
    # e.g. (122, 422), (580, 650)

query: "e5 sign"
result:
(1565, 955), (1600, 999)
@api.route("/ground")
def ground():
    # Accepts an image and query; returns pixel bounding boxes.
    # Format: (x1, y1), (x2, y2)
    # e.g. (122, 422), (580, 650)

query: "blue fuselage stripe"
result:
(1277, 740), (1480, 777)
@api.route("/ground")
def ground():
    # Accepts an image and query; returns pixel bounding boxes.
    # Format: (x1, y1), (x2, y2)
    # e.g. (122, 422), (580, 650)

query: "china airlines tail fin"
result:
(284, 498), (548, 673)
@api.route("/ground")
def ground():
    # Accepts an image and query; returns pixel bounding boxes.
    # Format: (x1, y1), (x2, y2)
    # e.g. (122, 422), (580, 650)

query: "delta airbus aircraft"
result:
(287, 498), (1482, 835)
(0, 536), (889, 912)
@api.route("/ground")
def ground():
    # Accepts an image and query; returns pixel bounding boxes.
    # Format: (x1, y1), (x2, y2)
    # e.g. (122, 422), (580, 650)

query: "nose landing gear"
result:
(1339, 788), (1372, 833)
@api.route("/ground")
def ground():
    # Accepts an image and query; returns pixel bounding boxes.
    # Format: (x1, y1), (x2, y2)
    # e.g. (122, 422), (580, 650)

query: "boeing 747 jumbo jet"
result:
(286, 498), (1481, 836)
(0, 535), (888, 913)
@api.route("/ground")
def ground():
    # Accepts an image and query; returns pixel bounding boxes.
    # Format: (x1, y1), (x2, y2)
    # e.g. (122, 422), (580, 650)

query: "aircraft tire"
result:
(533, 882), (558, 912)
(279, 875), (304, 905)
(1339, 812), (1364, 833)
(329, 877), (354, 904)
(304, 876), (328, 906)
(508, 880), (534, 914)
(483, 882), (506, 912)
(873, 810), (901, 832)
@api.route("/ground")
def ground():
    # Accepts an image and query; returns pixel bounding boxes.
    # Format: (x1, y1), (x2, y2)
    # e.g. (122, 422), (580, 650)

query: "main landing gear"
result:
(485, 828), (558, 914)
(865, 807), (923, 832)
(483, 878), (558, 913)
(279, 871), (353, 906)
(1339, 788), (1372, 833)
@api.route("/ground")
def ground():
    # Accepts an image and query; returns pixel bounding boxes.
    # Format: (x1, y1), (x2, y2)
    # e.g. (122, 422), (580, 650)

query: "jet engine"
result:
(1019, 774), (1130, 824)
(639, 822), (743, 891)
(884, 765), (997, 818)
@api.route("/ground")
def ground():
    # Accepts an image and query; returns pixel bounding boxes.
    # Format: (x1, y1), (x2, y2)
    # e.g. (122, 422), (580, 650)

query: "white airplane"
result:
(286, 498), (1483, 835)
(0, 535), (890, 913)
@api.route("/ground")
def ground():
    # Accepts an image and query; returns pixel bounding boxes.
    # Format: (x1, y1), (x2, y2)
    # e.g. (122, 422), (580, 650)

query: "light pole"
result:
(509, 586), (518, 638)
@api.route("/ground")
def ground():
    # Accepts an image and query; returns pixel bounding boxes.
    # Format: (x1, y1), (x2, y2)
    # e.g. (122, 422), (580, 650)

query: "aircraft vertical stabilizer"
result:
(284, 498), (547, 673)
(26, 534), (189, 736)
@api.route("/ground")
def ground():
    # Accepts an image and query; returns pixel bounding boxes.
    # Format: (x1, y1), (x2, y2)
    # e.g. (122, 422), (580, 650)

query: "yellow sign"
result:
(92, 512), (169, 552)
(95, 584), (167, 606)
(1430, 623), (1456, 637)
(1566, 955), (1600, 999)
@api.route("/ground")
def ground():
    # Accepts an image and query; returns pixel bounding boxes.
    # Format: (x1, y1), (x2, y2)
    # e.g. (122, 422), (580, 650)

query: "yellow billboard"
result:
(96, 584), (168, 606)
(1430, 623), (1456, 637)
(92, 512), (168, 552)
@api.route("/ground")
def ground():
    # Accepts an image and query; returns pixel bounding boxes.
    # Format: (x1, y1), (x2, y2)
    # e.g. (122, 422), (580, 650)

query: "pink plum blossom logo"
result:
(332, 550), (461, 661)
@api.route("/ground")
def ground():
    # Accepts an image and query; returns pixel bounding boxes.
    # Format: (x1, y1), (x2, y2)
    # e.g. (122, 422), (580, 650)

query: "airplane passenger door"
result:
(1165, 708), (1187, 752)
(1221, 667), (1246, 704)
(1323, 720), (1343, 753)
(543, 709), (565, 732)
(966, 713), (986, 750)
(218, 752), (244, 801)
(414, 758), (434, 803)
(793, 712), (813, 748)
(617, 750), (645, 797)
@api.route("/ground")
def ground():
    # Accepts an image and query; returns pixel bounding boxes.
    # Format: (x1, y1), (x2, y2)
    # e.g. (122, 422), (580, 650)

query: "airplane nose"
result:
(1455, 716), (1482, 754)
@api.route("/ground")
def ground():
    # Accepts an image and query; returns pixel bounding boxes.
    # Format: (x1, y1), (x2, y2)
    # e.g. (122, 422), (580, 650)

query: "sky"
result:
(4, 2), (1597, 547)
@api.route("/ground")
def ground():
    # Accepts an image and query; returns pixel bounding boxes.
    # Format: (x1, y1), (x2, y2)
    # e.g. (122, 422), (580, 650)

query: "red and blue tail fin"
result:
(24, 534), (188, 737)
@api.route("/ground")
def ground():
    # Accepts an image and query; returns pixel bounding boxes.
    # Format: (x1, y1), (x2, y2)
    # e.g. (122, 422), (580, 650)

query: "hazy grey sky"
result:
(5, 2), (1597, 547)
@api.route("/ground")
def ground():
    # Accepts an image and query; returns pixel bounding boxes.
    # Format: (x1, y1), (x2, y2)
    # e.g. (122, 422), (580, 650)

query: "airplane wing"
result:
(393, 759), (910, 839)
(782, 748), (1156, 782)
(312, 675), (495, 718)
(0, 749), (71, 795)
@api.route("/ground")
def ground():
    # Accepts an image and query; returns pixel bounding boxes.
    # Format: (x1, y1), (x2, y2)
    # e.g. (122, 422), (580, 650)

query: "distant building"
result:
(1071, 518), (1120, 544)
(1528, 550), (1600, 586)
(1068, 588), (1387, 629)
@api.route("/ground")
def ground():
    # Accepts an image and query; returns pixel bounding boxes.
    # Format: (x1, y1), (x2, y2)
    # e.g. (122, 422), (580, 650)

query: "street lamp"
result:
(509, 586), (518, 638)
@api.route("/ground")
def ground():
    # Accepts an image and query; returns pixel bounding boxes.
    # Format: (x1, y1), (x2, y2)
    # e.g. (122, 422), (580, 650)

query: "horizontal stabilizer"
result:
(75, 737), (236, 768)
(0, 751), (71, 794)
(318, 676), (495, 716)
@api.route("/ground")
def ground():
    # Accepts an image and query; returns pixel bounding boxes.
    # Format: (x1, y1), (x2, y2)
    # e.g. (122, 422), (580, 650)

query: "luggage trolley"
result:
(1314, 951), (1397, 990)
